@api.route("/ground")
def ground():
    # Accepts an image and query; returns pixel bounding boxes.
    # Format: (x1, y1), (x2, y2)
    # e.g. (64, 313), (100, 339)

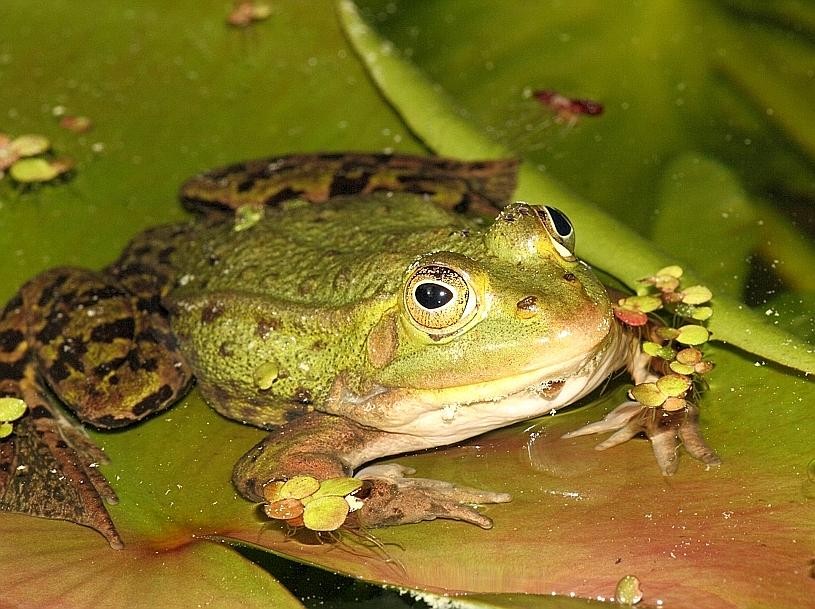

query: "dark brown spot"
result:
(93, 414), (130, 429)
(453, 194), (472, 214)
(291, 388), (312, 404)
(91, 318), (135, 343)
(264, 187), (302, 206)
(219, 342), (234, 357)
(158, 246), (175, 264)
(255, 318), (279, 339)
(36, 313), (69, 343)
(36, 274), (69, 307)
(0, 329), (24, 352)
(30, 405), (52, 419)
(563, 272), (576, 282)
(201, 303), (224, 324)
(49, 360), (70, 382)
(132, 384), (173, 416)
(0, 359), (27, 381)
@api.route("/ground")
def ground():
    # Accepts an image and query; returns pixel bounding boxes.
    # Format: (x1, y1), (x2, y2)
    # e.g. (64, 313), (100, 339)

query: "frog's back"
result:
(169, 193), (485, 307)
(164, 193), (486, 428)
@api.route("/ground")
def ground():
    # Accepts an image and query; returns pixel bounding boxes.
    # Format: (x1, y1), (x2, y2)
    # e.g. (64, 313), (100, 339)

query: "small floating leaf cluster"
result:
(613, 266), (714, 411)
(227, 1), (271, 27)
(0, 397), (27, 439)
(0, 132), (74, 184)
(263, 475), (364, 532)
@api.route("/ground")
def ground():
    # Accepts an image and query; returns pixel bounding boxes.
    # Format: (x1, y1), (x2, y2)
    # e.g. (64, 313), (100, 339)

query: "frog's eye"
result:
(540, 205), (576, 260)
(404, 264), (477, 333)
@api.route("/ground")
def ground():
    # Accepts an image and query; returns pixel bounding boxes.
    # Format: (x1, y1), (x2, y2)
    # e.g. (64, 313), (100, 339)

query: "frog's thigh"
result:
(180, 152), (519, 216)
(21, 268), (193, 428)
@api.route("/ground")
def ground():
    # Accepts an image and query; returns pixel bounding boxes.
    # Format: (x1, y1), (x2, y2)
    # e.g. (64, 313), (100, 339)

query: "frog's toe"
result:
(564, 401), (720, 476)
(355, 464), (510, 529)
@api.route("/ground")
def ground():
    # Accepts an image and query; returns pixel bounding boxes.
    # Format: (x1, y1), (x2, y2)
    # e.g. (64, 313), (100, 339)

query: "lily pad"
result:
(1, 1), (814, 609)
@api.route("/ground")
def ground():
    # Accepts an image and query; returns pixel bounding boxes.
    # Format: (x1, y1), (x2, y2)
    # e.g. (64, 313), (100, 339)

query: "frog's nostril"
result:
(516, 295), (539, 319)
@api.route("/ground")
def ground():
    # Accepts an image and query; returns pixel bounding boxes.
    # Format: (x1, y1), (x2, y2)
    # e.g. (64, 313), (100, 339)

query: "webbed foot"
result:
(355, 464), (511, 529)
(563, 401), (721, 475)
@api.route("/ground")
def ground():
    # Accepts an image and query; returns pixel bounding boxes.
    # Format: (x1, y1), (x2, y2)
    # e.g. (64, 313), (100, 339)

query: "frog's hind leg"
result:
(0, 290), (123, 547)
(22, 267), (193, 428)
(180, 153), (519, 217)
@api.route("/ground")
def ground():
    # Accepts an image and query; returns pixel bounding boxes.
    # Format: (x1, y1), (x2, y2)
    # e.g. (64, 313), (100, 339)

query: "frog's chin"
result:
(325, 323), (634, 449)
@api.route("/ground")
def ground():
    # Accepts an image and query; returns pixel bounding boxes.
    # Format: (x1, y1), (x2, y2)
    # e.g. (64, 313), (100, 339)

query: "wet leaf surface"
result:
(1, 1), (814, 608)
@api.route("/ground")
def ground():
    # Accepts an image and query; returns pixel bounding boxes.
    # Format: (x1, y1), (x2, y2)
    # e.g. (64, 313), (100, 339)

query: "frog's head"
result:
(327, 203), (620, 441)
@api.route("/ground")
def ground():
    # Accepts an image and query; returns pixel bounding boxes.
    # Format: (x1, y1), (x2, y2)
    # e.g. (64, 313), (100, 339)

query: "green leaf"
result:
(2, 2), (815, 608)
(9, 158), (59, 183)
(0, 397), (26, 422)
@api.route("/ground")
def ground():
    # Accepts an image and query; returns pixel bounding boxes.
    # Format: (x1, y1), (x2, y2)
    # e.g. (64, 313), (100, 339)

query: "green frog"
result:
(0, 153), (718, 547)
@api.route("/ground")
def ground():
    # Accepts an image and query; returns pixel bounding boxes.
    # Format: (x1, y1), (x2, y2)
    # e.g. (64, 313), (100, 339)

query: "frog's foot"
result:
(355, 463), (511, 529)
(562, 401), (721, 475)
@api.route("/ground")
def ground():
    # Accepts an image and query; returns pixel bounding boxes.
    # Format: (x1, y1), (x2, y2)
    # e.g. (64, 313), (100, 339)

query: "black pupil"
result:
(415, 283), (453, 309)
(545, 206), (572, 237)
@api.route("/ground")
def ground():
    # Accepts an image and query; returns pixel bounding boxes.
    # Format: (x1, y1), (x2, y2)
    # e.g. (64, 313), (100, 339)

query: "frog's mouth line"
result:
(327, 322), (631, 446)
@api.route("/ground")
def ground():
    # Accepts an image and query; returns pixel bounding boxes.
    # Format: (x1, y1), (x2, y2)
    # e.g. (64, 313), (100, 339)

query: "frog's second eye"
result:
(540, 205), (576, 260)
(405, 265), (476, 333)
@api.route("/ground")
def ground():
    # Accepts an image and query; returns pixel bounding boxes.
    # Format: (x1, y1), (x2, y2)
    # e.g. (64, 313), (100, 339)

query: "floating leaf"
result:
(655, 327), (680, 340)
(9, 158), (60, 182)
(669, 361), (695, 375)
(691, 306), (713, 321)
(676, 348), (703, 365)
(264, 498), (305, 521)
(620, 295), (662, 313)
(662, 397), (689, 412)
(629, 383), (665, 408)
(0, 422), (13, 439)
(680, 285), (713, 305)
(302, 495), (350, 531)
(656, 374), (692, 398)
(613, 307), (648, 327)
(0, 146), (20, 171)
(676, 325), (710, 346)
(10, 134), (50, 156)
(59, 115), (93, 133)
(656, 265), (683, 279)
(615, 574), (643, 606)
(279, 475), (321, 500)
(311, 477), (362, 499)
(0, 397), (26, 422)
(641, 341), (675, 361)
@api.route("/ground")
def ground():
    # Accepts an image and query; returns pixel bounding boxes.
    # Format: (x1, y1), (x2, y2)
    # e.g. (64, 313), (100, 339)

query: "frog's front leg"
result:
(232, 412), (510, 529)
(563, 335), (720, 475)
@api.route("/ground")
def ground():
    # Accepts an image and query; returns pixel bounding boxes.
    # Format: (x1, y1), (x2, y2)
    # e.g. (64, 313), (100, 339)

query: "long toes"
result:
(397, 477), (511, 504)
(649, 429), (681, 475)
(594, 419), (643, 450)
(433, 500), (494, 529)
(679, 422), (721, 466)
(562, 401), (643, 439)
(356, 463), (416, 479)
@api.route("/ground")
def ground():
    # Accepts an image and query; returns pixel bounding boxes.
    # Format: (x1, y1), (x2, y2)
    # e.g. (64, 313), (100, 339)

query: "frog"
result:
(0, 153), (719, 548)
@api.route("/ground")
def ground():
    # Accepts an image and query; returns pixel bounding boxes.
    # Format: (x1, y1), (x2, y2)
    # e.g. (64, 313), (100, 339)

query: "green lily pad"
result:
(2, 2), (815, 608)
